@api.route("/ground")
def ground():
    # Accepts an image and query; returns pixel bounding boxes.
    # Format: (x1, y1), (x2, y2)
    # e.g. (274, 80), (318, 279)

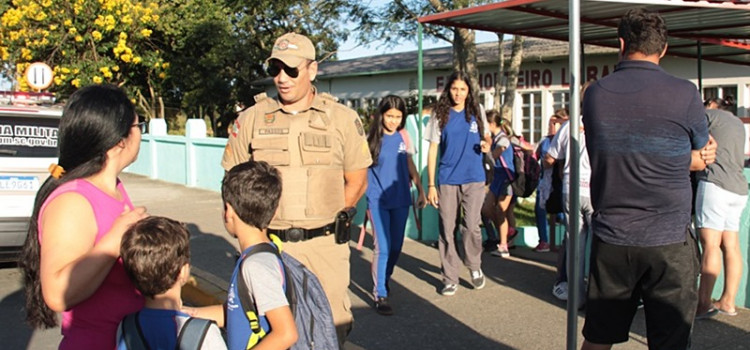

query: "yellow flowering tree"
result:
(0, 0), (168, 118)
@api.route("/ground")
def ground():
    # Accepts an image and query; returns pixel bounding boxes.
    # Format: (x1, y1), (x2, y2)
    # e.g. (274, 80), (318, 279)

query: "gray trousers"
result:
(438, 182), (485, 285)
(556, 194), (593, 304)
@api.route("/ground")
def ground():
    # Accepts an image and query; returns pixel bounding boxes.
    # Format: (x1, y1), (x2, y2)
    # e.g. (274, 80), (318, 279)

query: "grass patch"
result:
(514, 198), (536, 227)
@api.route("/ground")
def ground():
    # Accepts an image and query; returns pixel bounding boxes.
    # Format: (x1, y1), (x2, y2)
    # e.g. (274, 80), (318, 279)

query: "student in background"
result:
(365, 95), (426, 315)
(534, 109), (567, 253)
(546, 83), (593, 304)
(695, 96), (747, 319)
(481, 111), (516, 258)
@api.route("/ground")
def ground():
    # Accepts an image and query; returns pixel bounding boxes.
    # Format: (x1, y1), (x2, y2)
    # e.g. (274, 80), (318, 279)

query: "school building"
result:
(130, 37), (750, 308)
(282, 37), (750, 146)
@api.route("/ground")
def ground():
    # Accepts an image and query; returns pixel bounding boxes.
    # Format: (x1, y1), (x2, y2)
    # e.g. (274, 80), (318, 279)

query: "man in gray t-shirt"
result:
(696, 108), (748, 195)
(694, 106), (748, 318)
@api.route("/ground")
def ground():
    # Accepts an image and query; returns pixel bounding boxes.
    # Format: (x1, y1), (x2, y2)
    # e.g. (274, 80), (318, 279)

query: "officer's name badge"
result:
(259, 128), (289, 135)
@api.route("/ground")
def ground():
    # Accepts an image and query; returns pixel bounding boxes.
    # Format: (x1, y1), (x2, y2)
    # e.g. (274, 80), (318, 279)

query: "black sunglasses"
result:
(266, 61), (300, 78)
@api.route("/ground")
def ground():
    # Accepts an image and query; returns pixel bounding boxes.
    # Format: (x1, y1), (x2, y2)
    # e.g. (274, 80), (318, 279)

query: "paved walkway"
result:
(123, 173), (750, 350)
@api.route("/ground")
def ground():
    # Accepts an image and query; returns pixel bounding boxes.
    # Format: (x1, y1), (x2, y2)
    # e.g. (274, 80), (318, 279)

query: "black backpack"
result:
(238, 243), (338, 350)
(483, 152), (495, 185)
(509, 143), (541, 198)
(120, 311), (214, 350)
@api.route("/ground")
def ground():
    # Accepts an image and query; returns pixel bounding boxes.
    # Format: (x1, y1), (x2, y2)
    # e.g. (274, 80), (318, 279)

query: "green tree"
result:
(157, 0), (236, 134)
(161, 0), (374, 136)
(0, 0), (169, 116)
(222, 0), (372, 107)
(1, 0), (375, 135)
(365, 0), (490, 94)
(367, 0), (524, 116)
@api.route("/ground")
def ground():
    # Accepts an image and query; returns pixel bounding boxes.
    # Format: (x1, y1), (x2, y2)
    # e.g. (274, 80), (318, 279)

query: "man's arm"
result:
(543, 153), (556, 169)
(344, 168), (368, 208)
(221, 112), (254, 171)
(690, 134), (717, 171)
(544, 121), (568, 169)
(182, 304), (225, 328)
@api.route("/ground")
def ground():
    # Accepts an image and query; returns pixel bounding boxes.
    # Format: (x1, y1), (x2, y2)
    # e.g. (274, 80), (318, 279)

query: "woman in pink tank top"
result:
(20, 85), (149, 349)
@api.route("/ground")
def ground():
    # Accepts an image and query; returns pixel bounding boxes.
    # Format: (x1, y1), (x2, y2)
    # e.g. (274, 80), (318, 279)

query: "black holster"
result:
(334, 207), (357, 244)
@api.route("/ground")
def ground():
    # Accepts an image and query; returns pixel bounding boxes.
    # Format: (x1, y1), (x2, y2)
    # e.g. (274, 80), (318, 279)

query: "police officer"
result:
(221, 32), (372, 344)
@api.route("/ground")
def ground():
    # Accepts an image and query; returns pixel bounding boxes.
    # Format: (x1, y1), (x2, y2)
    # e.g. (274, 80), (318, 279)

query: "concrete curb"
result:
(181, 265), (228, 306)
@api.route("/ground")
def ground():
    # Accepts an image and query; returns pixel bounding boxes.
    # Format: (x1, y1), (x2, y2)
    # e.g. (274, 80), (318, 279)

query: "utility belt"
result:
(268, 207), (357, 245)
(269, 223), (335, 242)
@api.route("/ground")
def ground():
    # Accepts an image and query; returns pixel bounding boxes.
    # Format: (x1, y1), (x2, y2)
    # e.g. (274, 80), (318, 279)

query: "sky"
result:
(336, 0), (500, 60)
(337, 30), (499, 60)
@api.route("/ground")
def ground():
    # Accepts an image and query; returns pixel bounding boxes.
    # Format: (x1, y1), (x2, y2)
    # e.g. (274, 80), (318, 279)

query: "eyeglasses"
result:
(132, 121), (147, 133)
(266, 61), (301, 78)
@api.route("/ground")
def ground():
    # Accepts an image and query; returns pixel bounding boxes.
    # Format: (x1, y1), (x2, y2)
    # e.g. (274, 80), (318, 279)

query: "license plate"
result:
(0, 175), (40, 191)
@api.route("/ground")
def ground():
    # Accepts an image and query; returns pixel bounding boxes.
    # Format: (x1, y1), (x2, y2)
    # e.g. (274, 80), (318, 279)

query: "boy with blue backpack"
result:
(221, 160), (298, 349)
(188, 160), (337, 350)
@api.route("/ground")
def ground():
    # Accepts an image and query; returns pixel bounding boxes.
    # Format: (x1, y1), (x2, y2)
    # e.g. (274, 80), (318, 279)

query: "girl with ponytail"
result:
(20, 84), (148, 349)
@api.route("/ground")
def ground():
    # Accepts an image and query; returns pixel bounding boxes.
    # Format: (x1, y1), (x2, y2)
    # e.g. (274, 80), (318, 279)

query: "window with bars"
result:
(703, 85), (738, 115)
(521, 92), (543, 143)
(553, 91), (570, 115)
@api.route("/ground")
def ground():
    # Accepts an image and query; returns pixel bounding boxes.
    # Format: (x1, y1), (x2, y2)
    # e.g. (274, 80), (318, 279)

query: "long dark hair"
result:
(20, 84), (137, 328)
(367, 95), (407, 166)
(434, 71), (483, 138)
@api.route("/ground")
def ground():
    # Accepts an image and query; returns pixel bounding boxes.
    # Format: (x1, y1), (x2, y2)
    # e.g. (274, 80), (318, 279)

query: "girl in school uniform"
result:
(366, 95), (426, 315)
(425, 72), (491, 296)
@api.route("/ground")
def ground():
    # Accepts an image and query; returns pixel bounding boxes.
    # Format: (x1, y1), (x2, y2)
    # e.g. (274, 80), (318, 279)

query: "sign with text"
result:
(435, 64), (616, 92)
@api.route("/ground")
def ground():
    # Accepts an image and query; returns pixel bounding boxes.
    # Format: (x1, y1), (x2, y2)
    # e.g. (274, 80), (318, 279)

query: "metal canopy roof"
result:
(419, 0), (750, 66)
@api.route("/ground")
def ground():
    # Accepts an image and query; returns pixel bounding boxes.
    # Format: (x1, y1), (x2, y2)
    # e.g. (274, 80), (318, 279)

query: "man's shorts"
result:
(695, 180), (747, 232)
(582, 234), (700, 348)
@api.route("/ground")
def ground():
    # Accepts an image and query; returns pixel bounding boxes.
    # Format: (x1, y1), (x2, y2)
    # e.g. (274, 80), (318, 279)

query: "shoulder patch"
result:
(354, 118), (364, 136)
(231, 119), (240, 138)
(253, 92), (268, 103)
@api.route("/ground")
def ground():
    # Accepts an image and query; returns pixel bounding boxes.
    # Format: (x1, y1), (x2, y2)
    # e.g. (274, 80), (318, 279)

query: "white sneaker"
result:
(552, 281), (568, 301)
(470, 269), (486, 289)
(441, 283), (458, 296)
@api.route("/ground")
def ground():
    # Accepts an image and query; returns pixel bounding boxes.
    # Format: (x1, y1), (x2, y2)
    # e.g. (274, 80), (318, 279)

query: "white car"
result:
(0, 105), (62, 262)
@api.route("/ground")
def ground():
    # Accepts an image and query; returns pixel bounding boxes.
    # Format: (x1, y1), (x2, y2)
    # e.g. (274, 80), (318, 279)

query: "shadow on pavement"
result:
(346, 233), (512, 349)
(119, 173), (750, 349)
(0, 262), (34, 349)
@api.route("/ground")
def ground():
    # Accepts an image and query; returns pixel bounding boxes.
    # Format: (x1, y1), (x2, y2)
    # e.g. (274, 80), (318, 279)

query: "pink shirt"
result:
(39, 179), (144, 350)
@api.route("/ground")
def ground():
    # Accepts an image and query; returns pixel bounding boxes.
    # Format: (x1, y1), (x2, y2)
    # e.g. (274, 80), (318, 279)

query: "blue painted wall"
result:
(125, 127), (750, 308)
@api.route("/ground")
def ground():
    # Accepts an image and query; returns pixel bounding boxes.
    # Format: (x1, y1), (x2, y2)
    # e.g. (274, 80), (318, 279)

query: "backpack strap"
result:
(237, 243), (296, 335)
(121, 312), (151, 350)
(399, 129), (412, 155)
(498, 146), (516, 182)
(176, 317), (213, 350)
